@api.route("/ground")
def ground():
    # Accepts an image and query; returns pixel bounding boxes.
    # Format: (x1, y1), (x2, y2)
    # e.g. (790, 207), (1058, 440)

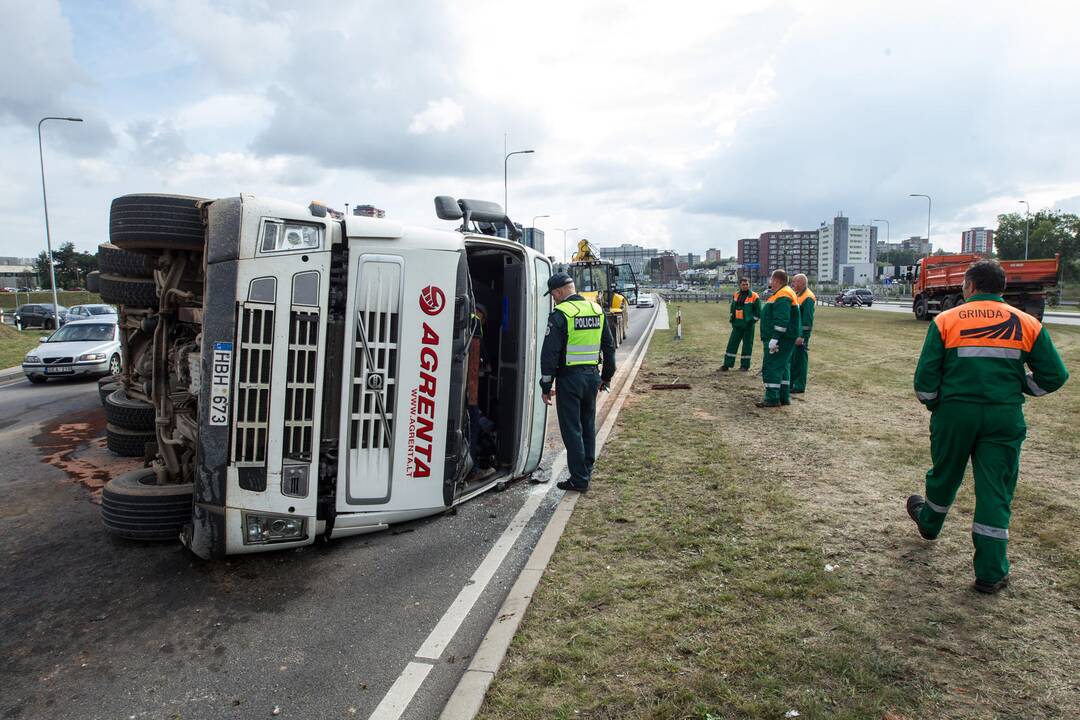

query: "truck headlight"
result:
(79, 352), (107, 361)
(260, 221), (321, 254)
(24, 355), (40, 364)
(243, 512), (306, 544)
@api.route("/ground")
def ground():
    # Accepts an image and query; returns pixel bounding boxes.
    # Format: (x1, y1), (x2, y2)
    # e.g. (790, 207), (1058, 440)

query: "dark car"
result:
(13, 303), (69, 329)
(837, 288), (874, 307)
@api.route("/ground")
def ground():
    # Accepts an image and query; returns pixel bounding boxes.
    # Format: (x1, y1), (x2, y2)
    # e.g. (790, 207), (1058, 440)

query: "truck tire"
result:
(98, 376), (121, 405)
(109, 194), (208, 252)
(101, 468), (193, 541)
(106, 423), (156, 458)
(1025, 298), (1045, 320)
(86, 270), (101, 293)
(913, 296), (930, 321)
(941, 295), (956, 311)
(99, 273), (157, 308)
(104, 387), (155, 431)
(98, 243), (156, 278)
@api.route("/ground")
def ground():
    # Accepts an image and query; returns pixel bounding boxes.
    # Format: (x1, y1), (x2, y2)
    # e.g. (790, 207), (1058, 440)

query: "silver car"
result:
(67, 303), (118, 322)
(21, 319), (122, 384)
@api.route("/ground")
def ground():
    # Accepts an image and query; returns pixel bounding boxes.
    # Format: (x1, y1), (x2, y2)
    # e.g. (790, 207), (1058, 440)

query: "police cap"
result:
(544, 272), (573, 296)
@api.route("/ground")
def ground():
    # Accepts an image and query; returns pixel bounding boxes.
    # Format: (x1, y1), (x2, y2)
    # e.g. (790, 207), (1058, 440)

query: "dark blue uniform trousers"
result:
(555, 368), (601, 489)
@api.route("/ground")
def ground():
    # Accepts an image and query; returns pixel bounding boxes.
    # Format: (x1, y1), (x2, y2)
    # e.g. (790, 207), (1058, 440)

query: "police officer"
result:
(790, 273), (815, 394)
(721, 277), (760, 372)
(540, 273), (617, 492)
(757, 269), (800, 407)
(907, 260), (1069, 593)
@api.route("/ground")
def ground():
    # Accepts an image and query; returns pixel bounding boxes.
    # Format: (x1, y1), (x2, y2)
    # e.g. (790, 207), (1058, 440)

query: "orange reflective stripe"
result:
(766, 286), (798, 304)
(747, 291), (759, 302)
(934, 301), (1040, 352)
(735, 309), (744, 319)
(796, 288), (816, 305)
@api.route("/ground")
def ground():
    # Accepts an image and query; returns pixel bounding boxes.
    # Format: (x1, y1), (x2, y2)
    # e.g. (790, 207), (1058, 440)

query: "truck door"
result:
(519, 255), (552, 476)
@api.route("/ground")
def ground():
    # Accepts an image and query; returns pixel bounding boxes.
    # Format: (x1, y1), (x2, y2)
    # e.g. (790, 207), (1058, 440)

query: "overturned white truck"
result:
(96, 194), (552, 558)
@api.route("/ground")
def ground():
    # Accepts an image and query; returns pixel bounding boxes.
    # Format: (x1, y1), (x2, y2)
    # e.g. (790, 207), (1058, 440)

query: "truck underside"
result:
(96, 194), (547, 557)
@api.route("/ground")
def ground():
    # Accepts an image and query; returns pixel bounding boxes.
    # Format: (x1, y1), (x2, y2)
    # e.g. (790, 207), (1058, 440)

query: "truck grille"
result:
(283, 311), (319, 461)
(233, 304), (274, 464)
(349, 262), (401, 451)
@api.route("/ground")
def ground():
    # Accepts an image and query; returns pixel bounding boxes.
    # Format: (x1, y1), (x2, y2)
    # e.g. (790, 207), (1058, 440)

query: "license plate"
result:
(209, 342), (233, 426)
(45, 366), (74, 374)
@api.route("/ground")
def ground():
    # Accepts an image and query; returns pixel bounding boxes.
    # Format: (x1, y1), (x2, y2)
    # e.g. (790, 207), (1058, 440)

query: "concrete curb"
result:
(0, 366), (23, 381)
(438, 305), (660, 720)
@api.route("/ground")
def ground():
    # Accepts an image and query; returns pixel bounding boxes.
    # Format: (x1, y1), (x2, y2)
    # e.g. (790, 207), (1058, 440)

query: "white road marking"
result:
(366, 304), (656, 720)
(415, 466), (561, 660)
(367, 661), (435, 720)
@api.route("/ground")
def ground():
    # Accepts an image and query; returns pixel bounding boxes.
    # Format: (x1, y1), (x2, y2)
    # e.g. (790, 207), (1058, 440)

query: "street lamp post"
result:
(1019, 200), (1030, 259)
(871, 218), (890, 244)
(503, 149), (534, 214)
(531, 214), (550, 228)
(909, 193), (932, 253)
(38, 116), (83, 324)
(554, 227), (579, 263)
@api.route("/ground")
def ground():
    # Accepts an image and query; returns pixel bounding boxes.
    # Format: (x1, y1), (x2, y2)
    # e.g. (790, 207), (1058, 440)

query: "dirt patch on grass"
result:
(480, 304), (1080, 720)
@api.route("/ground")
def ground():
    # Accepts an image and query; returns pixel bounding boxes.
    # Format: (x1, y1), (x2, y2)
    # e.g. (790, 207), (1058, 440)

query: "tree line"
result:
(32, 242), (99, 290)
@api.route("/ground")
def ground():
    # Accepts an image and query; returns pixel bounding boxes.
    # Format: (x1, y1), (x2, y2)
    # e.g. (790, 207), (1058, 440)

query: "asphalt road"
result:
(0, 305), (657, 720)
(842, 300), (1080, 327)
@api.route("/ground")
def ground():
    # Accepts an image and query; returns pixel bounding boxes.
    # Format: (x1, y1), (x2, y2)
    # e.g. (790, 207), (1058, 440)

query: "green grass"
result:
(0, 323), (47, 368)
(0, 291), (102, 311)
(479, 304), (1080, 720)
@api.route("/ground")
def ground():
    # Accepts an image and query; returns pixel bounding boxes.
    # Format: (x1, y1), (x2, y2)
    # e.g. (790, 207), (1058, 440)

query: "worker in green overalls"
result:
(790, 273), (816, 394)
(757, 269), (800, 407)
(721, 277), (761, 372)
(540, 273), (617, 492)
(908, 260), (1069, 594)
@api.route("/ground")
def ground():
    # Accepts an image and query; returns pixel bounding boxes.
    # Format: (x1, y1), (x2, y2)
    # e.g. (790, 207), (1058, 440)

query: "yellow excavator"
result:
(568, 239), (637, 346)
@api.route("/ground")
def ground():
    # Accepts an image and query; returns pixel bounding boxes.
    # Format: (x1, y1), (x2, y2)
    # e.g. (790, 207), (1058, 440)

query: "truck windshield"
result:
(570, 264), (608, 293)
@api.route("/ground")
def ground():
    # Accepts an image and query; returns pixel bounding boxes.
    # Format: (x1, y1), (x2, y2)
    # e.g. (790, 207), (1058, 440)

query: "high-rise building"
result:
(737, 231), (817, 284)
(677, 253), (699, 269)
(705, 248), (722, 263)
(597, 243), (659, 278)
(737, 237), (765, 283)
(900, 236), (932, 256)
(761, 230), (818, 281)
(961, 227), (994, 255)
(818, 214), (877, 282)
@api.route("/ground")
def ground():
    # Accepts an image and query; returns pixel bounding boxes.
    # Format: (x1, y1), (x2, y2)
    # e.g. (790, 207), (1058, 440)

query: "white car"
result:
(637, 293), (656, 307)
(21, 319), (122, 384)
(67, 303), (118, 322)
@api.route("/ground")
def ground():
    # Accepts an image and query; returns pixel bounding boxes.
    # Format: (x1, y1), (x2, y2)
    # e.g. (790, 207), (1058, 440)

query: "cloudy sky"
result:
(2, 0), (1079, 263)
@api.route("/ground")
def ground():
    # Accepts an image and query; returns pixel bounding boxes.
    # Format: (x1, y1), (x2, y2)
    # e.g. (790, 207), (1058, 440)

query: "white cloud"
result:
(2, 0), (1080, 261)
(408, 98), (465, 135)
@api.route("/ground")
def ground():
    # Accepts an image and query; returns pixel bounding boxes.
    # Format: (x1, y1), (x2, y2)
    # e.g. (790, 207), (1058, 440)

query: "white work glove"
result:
(768, 338), (779, 354)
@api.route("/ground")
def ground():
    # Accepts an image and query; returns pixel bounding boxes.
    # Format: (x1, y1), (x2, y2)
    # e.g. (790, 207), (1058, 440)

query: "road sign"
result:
(741, 263), (760, 269)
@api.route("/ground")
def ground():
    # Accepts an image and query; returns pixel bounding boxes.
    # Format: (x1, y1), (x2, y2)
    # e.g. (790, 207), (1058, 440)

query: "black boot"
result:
(905, 495), (939, 540)
(974, 575), (1010, 594)
(719, 366), (730, 372)
(557, 480), (588, 493)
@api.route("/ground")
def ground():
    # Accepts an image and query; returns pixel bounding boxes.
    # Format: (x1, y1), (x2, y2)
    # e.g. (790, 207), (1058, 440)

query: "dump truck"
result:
(567, 239), (636, 345)
(95, 193), (552, 558)
(912, 252), (1060, 321)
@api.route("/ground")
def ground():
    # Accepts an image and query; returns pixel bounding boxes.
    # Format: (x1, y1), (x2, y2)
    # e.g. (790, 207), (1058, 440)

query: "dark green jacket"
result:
(796, 288), (816, 340)
(728, 290), (761, 328)
(914, 294), (1069, 407)
(760, 286), (801, 343)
